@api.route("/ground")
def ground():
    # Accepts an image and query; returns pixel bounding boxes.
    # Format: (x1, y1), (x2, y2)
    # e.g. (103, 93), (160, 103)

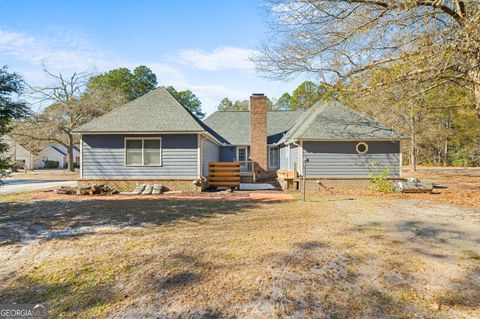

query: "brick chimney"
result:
(250, 93), (268, 179)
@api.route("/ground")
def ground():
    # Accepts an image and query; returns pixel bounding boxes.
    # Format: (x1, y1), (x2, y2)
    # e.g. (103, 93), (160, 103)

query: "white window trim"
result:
(268, 146), (280, 169)
(236, 146), (248, 166)
(356, 142), (369, 154)
(124, 137), (162, 167)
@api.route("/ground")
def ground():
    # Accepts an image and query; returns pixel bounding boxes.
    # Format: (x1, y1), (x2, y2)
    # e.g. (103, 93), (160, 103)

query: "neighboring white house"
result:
(1, 135), (80, 169)
(34, 144), (80, 169)
(1, 135), (35, 169)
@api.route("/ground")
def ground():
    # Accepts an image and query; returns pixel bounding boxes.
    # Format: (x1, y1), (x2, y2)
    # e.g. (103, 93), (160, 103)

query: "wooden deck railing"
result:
(208, 162), (241, 188)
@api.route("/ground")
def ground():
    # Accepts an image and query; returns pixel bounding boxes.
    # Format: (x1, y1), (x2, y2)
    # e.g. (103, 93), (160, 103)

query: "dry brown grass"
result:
(0, 195), (478, 318)
(9, 169), (79, 181)
(0, 191), (36, 203)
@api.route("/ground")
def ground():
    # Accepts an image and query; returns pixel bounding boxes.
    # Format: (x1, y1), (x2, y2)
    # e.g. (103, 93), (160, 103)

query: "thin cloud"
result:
(146, 62), (186, 82)
(0, 28), (114, 73)
(178, 46), (258, 71)
(0, 28), (188, 87)
(0, 28), (295, 116)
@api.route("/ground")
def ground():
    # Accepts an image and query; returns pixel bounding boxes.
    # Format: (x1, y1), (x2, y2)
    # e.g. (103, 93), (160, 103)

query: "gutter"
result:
(72, 130), (205, 135)
(71, 129), (225, 146)
(201, 131), (224, 146)
(297, 137), (408, 141)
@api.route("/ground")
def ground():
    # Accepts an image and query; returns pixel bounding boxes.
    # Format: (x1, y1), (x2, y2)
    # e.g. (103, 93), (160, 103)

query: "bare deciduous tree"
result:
(255, 0), (480, 113)
(14, 67), (127, 171)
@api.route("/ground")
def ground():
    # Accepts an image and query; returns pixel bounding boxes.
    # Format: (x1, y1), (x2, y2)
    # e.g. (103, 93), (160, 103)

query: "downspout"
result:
(292, 139), (302, 175)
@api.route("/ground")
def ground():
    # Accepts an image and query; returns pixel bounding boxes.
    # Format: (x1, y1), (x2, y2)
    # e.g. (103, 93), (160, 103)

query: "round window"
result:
(356, 142), (368, 154)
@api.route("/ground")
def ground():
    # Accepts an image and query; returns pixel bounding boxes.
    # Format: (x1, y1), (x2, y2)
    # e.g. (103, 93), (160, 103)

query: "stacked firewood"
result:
(55, 184), (119, 196)
(55, 186), (77, 195)
(78, 184), (119, 196)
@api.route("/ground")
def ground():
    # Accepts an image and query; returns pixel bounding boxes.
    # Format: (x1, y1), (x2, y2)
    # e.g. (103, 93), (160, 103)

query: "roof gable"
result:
(74, 87), (206, 133)
(50, 145), (67, 156)
(279, 101), (404, 143)
(1, 135), (34, 154)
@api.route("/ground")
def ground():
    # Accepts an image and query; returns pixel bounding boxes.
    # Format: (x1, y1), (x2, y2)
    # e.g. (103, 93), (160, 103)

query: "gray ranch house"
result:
(74, 87), (405, 191)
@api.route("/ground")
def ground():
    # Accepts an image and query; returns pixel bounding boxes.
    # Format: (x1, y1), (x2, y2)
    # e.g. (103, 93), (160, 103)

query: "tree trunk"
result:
(410, 129), (417, 173)
(471, 69), (480, 117)
(475, 80), (480, 117)
(443, 139), (448, 166)
(409, 112), (417, 172)
(67, 134), (75, 172)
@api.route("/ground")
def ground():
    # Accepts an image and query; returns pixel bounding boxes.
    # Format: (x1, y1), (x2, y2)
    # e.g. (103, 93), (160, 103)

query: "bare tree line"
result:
(254, 0), (480, 170)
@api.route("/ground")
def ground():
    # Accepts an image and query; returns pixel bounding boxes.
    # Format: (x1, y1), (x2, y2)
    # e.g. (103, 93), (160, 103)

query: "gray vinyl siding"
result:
(303, 141), (400, 177)
(82, 134), (198, 179)
(290, 145), (299, 173)
(279, 145), (289, 169)
(219, 146), (236, 162)
(202, 138), (220, 177)
(219, 146), (251, 162)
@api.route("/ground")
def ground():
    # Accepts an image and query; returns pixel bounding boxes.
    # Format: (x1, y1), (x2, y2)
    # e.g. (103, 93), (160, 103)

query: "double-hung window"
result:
(125, 138), (162, 166)
(237, 146), (247, 167)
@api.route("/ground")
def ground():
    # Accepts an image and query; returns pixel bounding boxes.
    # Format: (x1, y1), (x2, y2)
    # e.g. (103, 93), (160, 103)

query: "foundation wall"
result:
(283, 178), (402, 191)
(78, 179), (200, 192)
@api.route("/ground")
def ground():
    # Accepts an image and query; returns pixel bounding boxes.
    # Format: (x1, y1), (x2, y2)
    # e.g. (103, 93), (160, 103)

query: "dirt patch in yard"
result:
(403, 170), (480, 208)
(0, 194), (478, 318)
(303, 169), (480, 209)
(305, 188), (480, 209)
(29, 189), (295, 203)
(405, 169), (480, 190)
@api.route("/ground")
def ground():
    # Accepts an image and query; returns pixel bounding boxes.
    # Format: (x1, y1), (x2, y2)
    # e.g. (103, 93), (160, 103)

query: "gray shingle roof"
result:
(74, 87), (403, 145)
(278, 101), (404, 144)
(73, 87), (206, 133)
(203, 111), (302, 145)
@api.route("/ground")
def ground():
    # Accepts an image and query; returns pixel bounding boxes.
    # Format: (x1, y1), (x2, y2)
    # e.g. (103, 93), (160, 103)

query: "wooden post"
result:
(252, 161), (256, 183)
(302, 158), (309, 202)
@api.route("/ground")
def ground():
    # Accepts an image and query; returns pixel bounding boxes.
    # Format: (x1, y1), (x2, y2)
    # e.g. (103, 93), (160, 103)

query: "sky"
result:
(0, 0), (302, 115)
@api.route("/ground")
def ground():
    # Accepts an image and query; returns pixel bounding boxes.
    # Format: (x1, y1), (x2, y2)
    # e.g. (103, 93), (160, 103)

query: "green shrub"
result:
(44, 160), (59, 169)
(418, 160), (435, 166)
(449, 151), (472, 167)
(367, 162), (394, 193)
